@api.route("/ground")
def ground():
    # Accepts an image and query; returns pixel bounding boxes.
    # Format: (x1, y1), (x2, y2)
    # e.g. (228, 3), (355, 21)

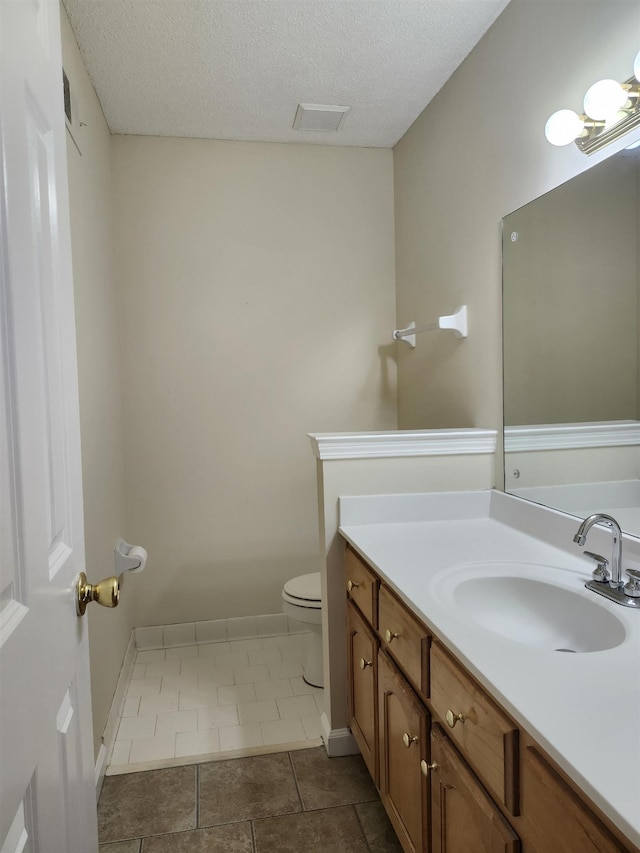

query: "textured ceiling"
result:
(63, 0), (510, 148)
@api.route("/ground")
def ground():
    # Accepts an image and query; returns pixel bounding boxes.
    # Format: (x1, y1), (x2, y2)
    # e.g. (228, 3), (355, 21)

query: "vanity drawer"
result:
(430, 641), (519, 816)
(345, 546), (379, 628)
(378, 584), (429, 696)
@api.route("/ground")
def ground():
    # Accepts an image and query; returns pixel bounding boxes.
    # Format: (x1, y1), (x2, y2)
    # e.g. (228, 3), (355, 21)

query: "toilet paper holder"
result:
(75, 539), (148, 616)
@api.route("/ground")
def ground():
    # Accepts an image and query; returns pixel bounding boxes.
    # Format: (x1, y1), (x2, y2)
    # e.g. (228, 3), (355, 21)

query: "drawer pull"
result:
(359, 658), (373, 670)
(385, 628), (399, 643)
(347, 579), (360, 592)
(445, 709), (465, 729)
(402, 732), (419, 748)
(420, 760), (438, 777)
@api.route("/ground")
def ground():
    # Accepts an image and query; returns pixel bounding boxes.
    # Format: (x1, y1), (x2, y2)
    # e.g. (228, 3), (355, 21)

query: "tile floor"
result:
(110, 633), (323, 773)
(98, 747), (403, 852)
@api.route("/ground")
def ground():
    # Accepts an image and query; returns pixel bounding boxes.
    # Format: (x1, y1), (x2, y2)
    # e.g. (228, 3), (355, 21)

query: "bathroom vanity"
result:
(339, 490), (640, 853)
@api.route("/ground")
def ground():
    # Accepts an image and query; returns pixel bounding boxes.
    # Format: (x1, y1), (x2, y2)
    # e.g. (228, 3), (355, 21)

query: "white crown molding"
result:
(308, 429), (497, 460)
(504, 421), (640, 452)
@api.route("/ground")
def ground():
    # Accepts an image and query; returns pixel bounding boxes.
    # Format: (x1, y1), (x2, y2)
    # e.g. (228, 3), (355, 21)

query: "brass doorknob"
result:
(347, 579), (360, 592)
(385, 629), (399, 643)
(420, 760), (438, 777)
(359, 658), (373, 670)
(402, 732), (418, 748)
(445, 709), (465, 729)
(76, 572), (120, 616)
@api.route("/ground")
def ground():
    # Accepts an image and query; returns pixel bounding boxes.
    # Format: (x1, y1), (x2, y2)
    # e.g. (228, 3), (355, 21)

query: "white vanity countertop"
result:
(339, 489), (640, 848)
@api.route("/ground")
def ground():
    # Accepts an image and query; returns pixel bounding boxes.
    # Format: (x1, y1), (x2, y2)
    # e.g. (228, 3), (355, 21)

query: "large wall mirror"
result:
(502, 144), (640, 537)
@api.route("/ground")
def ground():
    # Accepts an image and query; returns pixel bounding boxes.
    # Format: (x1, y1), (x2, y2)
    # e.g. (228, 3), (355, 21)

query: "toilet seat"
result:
(281, 571), (323, 687)
(282, 572), (322, 609)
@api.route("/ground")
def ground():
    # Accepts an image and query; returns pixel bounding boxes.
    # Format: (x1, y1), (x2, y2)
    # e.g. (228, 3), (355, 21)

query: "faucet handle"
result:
(583, 551), (610, 583)
(623, 569), (640, 598)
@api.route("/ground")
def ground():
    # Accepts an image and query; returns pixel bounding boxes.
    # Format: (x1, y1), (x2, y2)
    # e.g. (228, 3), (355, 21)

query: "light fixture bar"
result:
(575, 75), (640, 154)
(545, 50), (640, 155)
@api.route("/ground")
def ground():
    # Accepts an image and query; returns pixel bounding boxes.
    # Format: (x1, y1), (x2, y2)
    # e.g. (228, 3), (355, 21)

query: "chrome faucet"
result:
(573, 513), (623, 589)
(573, 513), (640, 608)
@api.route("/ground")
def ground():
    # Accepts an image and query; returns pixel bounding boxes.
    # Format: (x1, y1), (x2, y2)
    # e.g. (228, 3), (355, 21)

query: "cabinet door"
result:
(347, 600), (379, 784)
(521, 746), (629, 853)
(430, 725), (521, 853)
(379, 650), (429, 853)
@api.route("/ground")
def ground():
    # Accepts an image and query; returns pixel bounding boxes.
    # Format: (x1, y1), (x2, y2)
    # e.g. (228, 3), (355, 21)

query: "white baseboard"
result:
(95, 629), (137, 799)
(94, 743), (107, 795)
(134, 613), (301, 650)
(320, 712), (358, 757)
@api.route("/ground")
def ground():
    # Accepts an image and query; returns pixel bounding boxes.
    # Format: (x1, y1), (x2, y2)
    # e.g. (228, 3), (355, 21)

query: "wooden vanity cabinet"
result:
(519, 742), (629, 853)
(430, 724), (521, 853)
(379, 584), (430, 695)
(346, 599), (379, 783)
(343, 541), (640, 853)
(378, 650), (430, 853)
(430, 640), (519, 816)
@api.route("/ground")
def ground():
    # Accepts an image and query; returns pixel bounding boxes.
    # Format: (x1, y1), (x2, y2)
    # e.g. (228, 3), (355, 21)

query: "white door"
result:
(0, 1), (99, 851)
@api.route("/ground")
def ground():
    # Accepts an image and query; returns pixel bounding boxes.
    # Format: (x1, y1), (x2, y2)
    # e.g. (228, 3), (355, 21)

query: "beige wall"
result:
(61, 10), (134, 758)
(317, 450), (496, 747)
(62, 0), (640, 758)
(111, 137), (397, 628)
(394, 0), (640, 432)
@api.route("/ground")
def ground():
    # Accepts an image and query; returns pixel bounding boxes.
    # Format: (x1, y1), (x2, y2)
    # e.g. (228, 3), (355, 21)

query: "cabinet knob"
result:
(347, 579), (360, 592)
(420, 760), (438, 777)
(359, 658), (373, 670)
(385, 628), (399, 643)
(402, 732), (419, 748)
(445, 709), (465, 729)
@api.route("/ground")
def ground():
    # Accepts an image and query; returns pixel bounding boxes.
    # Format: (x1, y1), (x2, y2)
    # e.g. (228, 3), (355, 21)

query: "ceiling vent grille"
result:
(62, 66), (84, 153)
(293, 103), (350, 132)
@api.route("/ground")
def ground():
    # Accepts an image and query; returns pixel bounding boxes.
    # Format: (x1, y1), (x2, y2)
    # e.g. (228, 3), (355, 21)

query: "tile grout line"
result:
(287, 749), (306, 813)
(352, 800), (373, 853)
(195, 761), (200, 830)
(127, 816), (256, 844)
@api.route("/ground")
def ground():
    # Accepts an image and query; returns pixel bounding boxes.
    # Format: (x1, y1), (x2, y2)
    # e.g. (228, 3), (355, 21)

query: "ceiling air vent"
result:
(62, 66), (84, 154)
(293, 103), (350, 133)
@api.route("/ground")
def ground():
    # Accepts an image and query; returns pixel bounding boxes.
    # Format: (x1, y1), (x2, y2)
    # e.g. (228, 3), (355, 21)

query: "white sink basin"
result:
(433, 562), (626, 653)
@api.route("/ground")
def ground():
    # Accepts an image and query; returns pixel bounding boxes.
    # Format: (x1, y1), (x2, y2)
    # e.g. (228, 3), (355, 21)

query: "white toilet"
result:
(281, 572), (323, 688)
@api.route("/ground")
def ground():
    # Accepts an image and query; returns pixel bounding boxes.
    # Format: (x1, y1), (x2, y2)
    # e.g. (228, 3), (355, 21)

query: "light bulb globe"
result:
(634, 50), (640, 83)
(544, 110), (584, 146)
(583, 79), (628, 120)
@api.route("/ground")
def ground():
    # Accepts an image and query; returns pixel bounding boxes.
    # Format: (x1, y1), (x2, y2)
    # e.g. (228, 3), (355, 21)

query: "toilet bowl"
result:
(281, 572), (323, 688)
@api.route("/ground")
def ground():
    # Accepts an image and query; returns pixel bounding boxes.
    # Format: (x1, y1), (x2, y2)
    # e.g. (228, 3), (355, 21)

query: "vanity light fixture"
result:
(545, 50), (640, 154)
